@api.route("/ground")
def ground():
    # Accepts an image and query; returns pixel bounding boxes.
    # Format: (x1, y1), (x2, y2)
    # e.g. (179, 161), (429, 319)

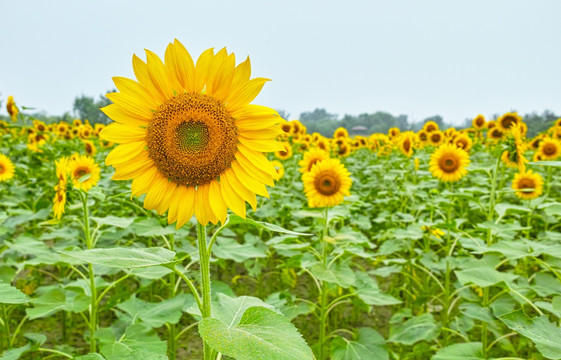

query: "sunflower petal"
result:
(100, 123), (146, 144)
(105, 141), (146, 166)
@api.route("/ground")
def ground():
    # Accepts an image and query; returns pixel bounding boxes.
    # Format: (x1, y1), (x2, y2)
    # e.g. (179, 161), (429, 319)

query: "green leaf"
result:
(432, 342), (484, 360)
(455, 267), (518, 288)
(499, 310), (561, 359)
(388, 313), (440, 345)
(529, 161), (561, 167)
(212, 237), (267, 263)
(494, 203), (531, 220)
(199, 306), (314, 360)
(228, 214), (313, 236)
(117, 294), (189, 328)
(354, 272), (401, 306)
(91, 216), (134, 228)
(310, 262), (356, 288)
(331, 327), (388, 360)
(73, 354), (106, 360)
(25, 288), (89, 319)
(0, 345), (31, 360)
(132, 218), (175, 237)
(0, 283), (28, 304)
(96, 324), (167, 360)
(60, 247), (176, 268)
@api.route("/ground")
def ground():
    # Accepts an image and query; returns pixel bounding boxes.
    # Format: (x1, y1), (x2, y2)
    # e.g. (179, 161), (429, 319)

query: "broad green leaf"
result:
(26, 288), (89, 319)
(96, 324), (167, 360)
(117, 294), (190, 328)
(61, 247), (176, 268)
(388, 313), (440, 345)
(91, 216), (134, 228)
(310, 262), (356, 288)
(228, 214), (313, 236)
(0, 345), (31, 360)
(0, 283), (28, 304)
(199, 306), (314, 360)
(531, 273), (561, 297)
(331, 327), (388, 360)
(73, 354), (106, 360)
(494, 203), (531, 220)
(132, 218), (175, 237)
(459, 302), (494, 323)
(355, 272), (401, 306)
(212, 237), (267, 263)
(455, 267), (518, 288)
(499, 310), (561, 359)
(529, 161), (561, 167)
(187, 293), (276, 323)
(432, 342), (484, 360)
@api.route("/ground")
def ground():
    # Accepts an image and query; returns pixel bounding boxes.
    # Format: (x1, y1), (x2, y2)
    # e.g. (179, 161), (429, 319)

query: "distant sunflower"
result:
(512, 170), (543, 200)
(334, 127), (348, 139)
(299, 148), (329, 173)
(55, 157), (69, 186)
(100, 41), (283, 226)
(56, 122), (70, 134)
(0, 154), (15, 182)
(538, 138), (561, 160)
(454, 134), (472, 152)
(501, 150), (519, 169)
(488, 128), (504, 141)
(428, 131), (443, 146)
(68, 155), (100, 192)
(418, 130), (429, 144)
(528, 137), (542, 150)
(6, 96), (18, 122)
(52, 185), (67, 220)
(271, 160), (284, 180)
(280, 122), (292, 135)
(497, 112), (521, 132)
(275, 142), (293, 160)
(316, 138), (330, 152)
(388, 127), (400, 139)
(398, 134), (414, 157)
(302, 158), (352, 208)
(472, 115), (486, 130)
(429, 144), (470, 182)
(336, 143), (351, 157)
(487, 120), (497, 129)
(423, 121), (439, 133)
(73, 119), (82, 127)
(84, 140), (97, 156)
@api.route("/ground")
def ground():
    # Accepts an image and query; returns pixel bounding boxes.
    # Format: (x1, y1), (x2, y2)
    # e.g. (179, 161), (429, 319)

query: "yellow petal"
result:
(132, 54), (165, 103)
(225, 78), (270, 111)
(106, 92), (154, 120)
(235, 148), (275, 186)
(238, 136), (285, 152)
(143, 175), (168, 212)
(194, 183), (211, 225)
(238, 127), (283, 139)
(238, 145), (278, 177)
(101, 104), (148, 127)
(164, 43), (184, 94)
(145, 49), (174, 99)
(230, 161), (269, 198)
(113, 76), (159, 111)
(224, 168), (257, 211)
(175, 186), (195, 229)
(100, 123), (146, 144)
(111, 153), (153, 180)
(170, 39), (196, 92)
(131, 167), (159, 196)
(194, 48), (215, 93)
(209, 180), (228, 224)
(105, 141), (146, 166)
(219, 174), (246, 218)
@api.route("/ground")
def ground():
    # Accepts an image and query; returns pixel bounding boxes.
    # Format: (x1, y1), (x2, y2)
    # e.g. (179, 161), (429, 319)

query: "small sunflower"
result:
(428, 131), (443, 146)
(388, 127), (400, 139)
(55, 157), (69, 186)
(418, 130), (429, 144)
(0, 154), (15, 182)
(334, 127), (348, 139)
(6, 96), (18, 122)
(512, 170), (543, 200)
(72, 119), (82, 127)
(275, 142), (293, 160)
(100, 41), (282, 226)
(299, 148), (329, 173)
(271, 160), (284, 180)
(398, 134), (414, 157)
(538, 138), (561, 160)
(423, 121), (439, 133)
(56, 122), (70, 135)
(52, 185), (67, 220)
(280, 122), (292, 135)
(68, 155), (100, 192)
(501, 150), (519, 169)
(84, 140), (97, 156)
(487, 120), (497, 129)
(487, 128), (504, 141)
(336, 143), (351, 157)
(472, 115), (486, 130)
(316, 138), (330, 152)
(302, 158), (351, 208)
(429, 143), (470, 182)
(454, 134), (472, 152)
(497, 112), (522, 132)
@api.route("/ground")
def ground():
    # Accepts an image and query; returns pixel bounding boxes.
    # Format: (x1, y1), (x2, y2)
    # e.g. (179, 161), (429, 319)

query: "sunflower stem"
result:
(168, 234), (177, 360)
(79, 191), (97, 353)
(197, 223), (213, 360)
(318, 207), (329, 360)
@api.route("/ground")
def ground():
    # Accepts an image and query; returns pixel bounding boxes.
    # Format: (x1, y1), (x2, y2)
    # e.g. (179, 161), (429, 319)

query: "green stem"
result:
(2, 305), (10, 351)
(168, 234), (177, 360)
(80, 191), (97, 353)
(197, 223), (213, 360)
(318, 207), (329, 360)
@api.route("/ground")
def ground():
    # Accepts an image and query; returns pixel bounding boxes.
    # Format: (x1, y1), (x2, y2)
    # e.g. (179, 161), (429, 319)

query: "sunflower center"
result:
(315, 172), (340, 196)
(74, 167), (89, 178)
(501, 116), (516, 129)
(543, 143), (556, 156)
(518, 178), (535, 190)
(0, 164), (4, 174)
(476, 118), (484, 127)
(439, 156), (459, 173)
(146, 92), (238, 187)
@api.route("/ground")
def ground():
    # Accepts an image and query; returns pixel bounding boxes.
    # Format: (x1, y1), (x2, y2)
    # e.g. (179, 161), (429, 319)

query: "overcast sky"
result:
(1, 0), (560, 125)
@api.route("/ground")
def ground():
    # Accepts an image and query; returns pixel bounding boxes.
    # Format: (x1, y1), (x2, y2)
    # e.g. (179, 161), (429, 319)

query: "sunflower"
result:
(472, 115), (486, 130)
(501, 150), (519, 169)
(83, 140), (97, 156)
(6, 96), (18, 122)
(398, 134), (414, 157)
(68, 155), (100, 192)
(73, 119), (82, 127)
(528, 137), (542, 150)
(299, 148), (329, 173)
(316, 138), (330, 152)
(302, 158), (352, 208)
(275, 142), (293, 160)
(487, 128), (504, 141)
(428, 131), (443, 146)
(55, 157), (69, 186)
(52, 185), (67, 220)
(423, 121), (439, 133)
(34, 121), (47, 133)
(336, 143), (351, 157)
(512, 170), (543, 200)
(271, 160), (284, 180)
(417, 130), (429, 144)
(80, 125), (93, 139)
(537, 138), (561, 160)
(487, 120), (497, 129)
(429, 144), (470, 182)
(100, 40), (282, 226)
(0, 154), (15, 182)
(100, 139), (114, 148)
(280, 122), (292, 135)
(388, 127), (400, 139)
(497, 112), (522, 132)
(334, 127), (348, 139)
(454, 134), (472, 152)
(56, 122), (70, 135)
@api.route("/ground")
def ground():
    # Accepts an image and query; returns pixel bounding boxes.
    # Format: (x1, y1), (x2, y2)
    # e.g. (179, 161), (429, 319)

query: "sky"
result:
(1, 0), (560, 126)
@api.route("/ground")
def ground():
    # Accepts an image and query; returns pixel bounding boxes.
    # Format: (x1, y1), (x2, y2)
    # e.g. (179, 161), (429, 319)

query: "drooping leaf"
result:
(455, 267), (518, 288)
(432, 342), (485, 360)
(331, 327), (388, 360)
(60, 247), (176, 268)
(116, 294), (191, 328)
(388, 313), (441, 345)
(96, 324), (167, 360)
(310, 262), (356, 288)
(228, 214), (313, 236)
(0, 283), (28, 304)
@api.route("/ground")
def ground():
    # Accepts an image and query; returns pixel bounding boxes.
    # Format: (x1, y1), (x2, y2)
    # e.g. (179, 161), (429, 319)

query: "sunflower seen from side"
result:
(429, 143), (470, 182)
(0, 154), (15, 182)
(100, 40), (283, 226)
(512, 170), (543, 200)
(302, 158), (351, 208)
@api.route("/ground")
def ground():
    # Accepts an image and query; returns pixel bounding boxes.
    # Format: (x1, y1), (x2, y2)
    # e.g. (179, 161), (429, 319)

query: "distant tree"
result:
(73, 90), (113, 124)
(300, 108), (337, 123)
(276, 109), (291, 121)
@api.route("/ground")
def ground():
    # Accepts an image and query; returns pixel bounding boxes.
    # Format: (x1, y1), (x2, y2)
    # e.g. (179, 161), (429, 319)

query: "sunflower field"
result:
(2, 41), (561, 360)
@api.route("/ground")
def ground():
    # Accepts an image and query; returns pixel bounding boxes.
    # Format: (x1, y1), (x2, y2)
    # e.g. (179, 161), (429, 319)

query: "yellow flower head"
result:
(84, 140), (97, 157)
(0, 154), (15, 182)
(512, 170), (543, 200)
(299, 148), (330, 173)
(538, 137), (561, 160)
(275, 142), (293, 160)
(334, 127), (349, 139)
(100, 40), (283, 226)
(454, 134), (473, 152)
(302, 158), (352, 208)
(398, 133), (414, 157)
(423, 121), (439, 133)
(429, 143), (470, 182)
(6, 96), (18, 122)
(497, 112), (522, 132)
(68, 155), (100, 192)
(55, 157), (69, 186)
(52, 186), (67, 220)
(428, 131), (443, 146)
(472, 114), (486, 130)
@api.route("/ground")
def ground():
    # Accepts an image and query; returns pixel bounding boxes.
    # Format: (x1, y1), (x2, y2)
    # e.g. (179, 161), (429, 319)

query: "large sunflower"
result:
(512, 170), (543, 200)
(0, 154), (15, 182)
(302, 158), (352, 208)
(299, 148), (329, 173)
(429, 144), (470, 182)
(100, 40), (282, 226)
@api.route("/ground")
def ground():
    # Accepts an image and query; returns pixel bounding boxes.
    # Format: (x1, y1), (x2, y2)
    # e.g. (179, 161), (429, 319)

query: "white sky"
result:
(1, 0), (560, 125)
